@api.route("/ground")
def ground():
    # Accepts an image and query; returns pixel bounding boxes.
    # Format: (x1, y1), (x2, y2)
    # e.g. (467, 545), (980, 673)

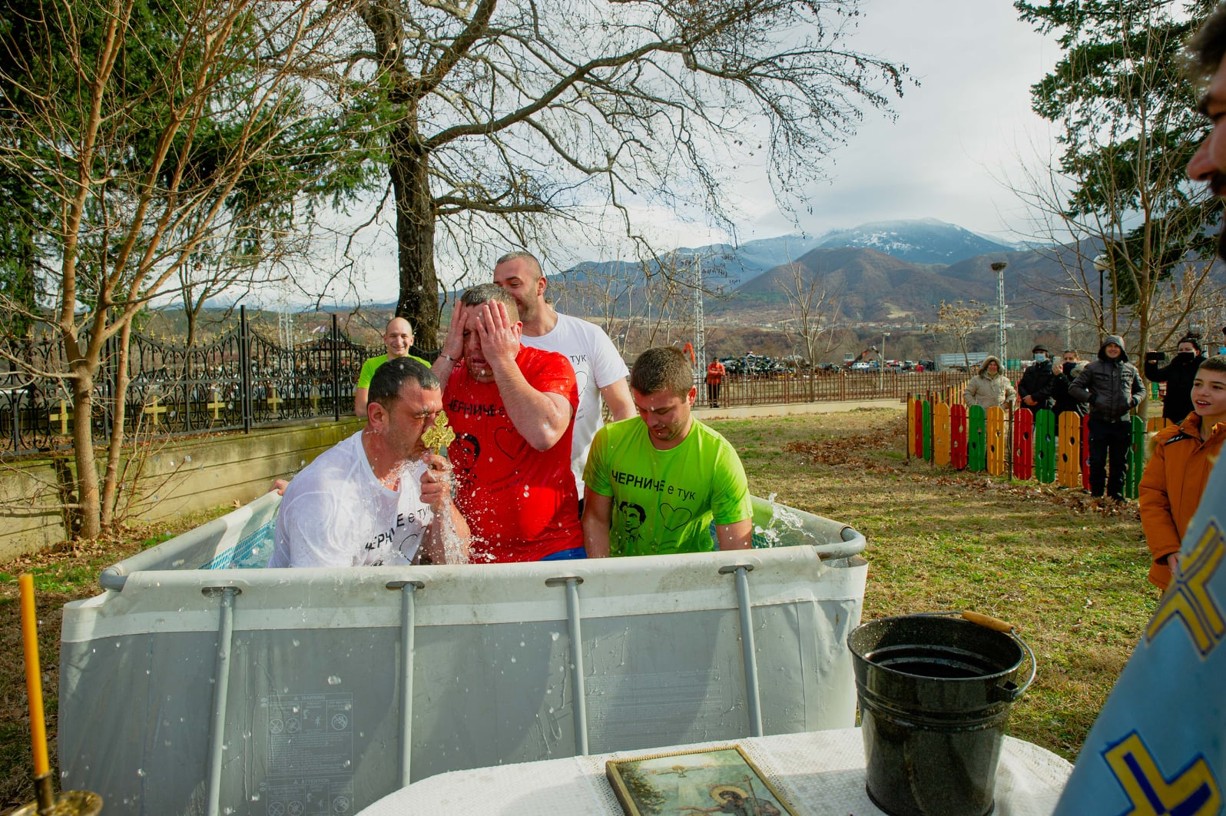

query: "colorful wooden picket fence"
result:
(906, 395), (1147, 499)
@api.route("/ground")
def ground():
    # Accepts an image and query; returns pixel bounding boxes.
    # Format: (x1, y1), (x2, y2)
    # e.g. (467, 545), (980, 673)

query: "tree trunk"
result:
(68, 356), (101, 540)
(100, 320), (134, 529)
(390, 127), (440, 350)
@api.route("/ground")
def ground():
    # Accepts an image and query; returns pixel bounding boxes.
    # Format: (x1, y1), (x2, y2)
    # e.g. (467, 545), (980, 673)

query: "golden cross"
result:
(49, 399), (72, 435)
(144, 396), (168, 427)
(266, 387), (282, 414)
(207, 389), (225, 420)
(421, 411), (455, 454)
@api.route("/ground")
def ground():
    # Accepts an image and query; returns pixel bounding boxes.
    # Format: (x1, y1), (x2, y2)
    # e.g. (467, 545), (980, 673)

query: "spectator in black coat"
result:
(1144, 334), (1206, 425)
(1051, 349), (1087, 417)
(1017, 344), (1055, 411)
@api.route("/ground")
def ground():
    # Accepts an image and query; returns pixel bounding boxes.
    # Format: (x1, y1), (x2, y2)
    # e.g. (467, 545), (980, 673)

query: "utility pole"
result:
(693, 255), (706, 378)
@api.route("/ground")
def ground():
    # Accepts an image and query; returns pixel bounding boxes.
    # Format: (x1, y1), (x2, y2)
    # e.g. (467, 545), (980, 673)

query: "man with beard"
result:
(433, 284), (583, 562)
(491, 251), (635, 511)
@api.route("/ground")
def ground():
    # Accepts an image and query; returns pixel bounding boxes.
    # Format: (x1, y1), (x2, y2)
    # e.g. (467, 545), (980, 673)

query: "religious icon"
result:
(606, 746), (796, 816)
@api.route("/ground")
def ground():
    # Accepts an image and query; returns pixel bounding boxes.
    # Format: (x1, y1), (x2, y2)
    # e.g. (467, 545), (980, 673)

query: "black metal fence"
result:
(1, 310), (972, 457)
(0, 308), (378, 457)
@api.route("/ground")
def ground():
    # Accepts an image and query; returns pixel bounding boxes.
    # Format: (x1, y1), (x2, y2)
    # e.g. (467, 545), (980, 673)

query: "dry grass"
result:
(0, 408), (1153, 809)
(719, 408), (1153, 761)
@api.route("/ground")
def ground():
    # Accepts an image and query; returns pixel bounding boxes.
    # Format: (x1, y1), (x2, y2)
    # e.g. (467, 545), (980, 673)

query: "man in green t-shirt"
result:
(354, 317), (431, 415)
(582, 346), (753, 557)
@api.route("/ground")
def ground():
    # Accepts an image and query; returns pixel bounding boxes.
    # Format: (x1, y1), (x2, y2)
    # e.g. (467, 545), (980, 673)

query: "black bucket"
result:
(847, 613), (1036, 816)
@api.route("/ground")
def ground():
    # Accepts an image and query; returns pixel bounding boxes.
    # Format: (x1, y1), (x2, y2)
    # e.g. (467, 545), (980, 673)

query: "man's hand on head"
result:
(440, 302), (469, 361)
(474, 301), (521, 375)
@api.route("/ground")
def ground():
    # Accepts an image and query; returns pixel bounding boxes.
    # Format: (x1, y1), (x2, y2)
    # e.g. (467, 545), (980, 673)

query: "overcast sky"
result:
(723, 0), (1064, 246)
(306, 0), (1066, 302)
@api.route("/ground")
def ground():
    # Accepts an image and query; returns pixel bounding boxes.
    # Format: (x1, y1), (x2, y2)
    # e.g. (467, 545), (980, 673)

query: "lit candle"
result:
(19, 573), (51, 777)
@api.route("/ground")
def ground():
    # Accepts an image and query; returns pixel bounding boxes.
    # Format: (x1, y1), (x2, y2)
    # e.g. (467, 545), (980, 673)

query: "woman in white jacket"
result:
(963, 356), (1016, 409)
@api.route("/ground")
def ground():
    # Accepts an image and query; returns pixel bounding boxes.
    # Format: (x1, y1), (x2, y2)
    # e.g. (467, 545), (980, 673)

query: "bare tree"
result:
(350, 0), (908, 347)
(0, 0), (361, 538)
(927, 301), (987, 370)
(777, 261), (840, 397)
(1014, 1), (1226, 362)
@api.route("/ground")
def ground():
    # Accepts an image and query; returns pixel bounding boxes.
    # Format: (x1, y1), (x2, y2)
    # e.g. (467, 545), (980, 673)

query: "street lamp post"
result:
(1093, 254), (1109, 334)
(990, 261), (1007, 367)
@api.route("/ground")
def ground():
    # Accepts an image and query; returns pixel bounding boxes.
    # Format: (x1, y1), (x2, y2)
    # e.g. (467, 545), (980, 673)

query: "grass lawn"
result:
(0, 408), (1153, 810)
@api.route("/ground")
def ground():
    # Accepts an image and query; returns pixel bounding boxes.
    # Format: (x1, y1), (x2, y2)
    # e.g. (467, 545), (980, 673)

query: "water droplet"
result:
(327, 675), (342, 685)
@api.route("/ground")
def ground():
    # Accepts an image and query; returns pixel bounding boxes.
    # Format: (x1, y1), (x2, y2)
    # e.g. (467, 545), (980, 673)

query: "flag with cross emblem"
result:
(1053, 455), (1225, 815)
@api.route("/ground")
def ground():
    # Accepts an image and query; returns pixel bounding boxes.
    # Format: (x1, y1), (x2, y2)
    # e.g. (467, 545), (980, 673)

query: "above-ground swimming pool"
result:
(59, 494), (867, 816)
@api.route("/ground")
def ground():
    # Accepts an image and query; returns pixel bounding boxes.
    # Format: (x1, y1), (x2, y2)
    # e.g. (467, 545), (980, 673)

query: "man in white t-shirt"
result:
(271, 358), (470, 567)
(492, 251), (635, 505)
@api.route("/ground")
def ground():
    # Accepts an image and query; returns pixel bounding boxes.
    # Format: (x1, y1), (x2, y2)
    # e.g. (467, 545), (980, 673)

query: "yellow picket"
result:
(986, 406), (1006, 476)
(934, 402), (951, 467)
(1057, 411), (1083, 488)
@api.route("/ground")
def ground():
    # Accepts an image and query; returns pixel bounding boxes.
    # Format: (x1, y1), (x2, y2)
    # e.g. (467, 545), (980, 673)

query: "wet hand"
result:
(419, 452), (454, 512)
(440, 302), (468, 361)
(472, 301), (520, 373)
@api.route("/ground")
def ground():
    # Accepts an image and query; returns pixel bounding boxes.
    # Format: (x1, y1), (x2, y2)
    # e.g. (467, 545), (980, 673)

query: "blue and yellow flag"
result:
(1053, 455), (1226, 815)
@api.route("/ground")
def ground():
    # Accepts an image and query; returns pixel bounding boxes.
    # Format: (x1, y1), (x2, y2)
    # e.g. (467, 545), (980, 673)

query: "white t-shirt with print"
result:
(520, 313), (629, 497)
(270, 431), (433, 567)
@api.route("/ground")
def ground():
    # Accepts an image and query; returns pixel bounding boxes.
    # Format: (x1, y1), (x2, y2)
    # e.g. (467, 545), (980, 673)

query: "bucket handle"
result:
(918, 610), (1037, 702)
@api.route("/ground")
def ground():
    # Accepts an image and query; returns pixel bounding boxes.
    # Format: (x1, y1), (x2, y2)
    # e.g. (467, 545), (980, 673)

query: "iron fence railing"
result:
(2, 313), (973, 457)
(0, 307), (380, 457)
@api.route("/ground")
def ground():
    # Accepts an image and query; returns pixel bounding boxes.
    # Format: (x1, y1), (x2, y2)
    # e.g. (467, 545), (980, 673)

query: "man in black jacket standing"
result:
(1017, 344), (1055, 410)
(1144, 334), (1206, 427)
(1070, 335), (1146, 502)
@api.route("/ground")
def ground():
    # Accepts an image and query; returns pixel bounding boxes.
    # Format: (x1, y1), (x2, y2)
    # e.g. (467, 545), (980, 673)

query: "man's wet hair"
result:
(1190, 5), (1226, 77)
(461, 283), (520, 321)
(631, 347), (694, 397)
(369, 357), (439, 409)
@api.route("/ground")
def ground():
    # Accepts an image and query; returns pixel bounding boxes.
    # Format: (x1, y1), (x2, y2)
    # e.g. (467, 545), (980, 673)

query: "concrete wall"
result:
(0, 418), (362, 561)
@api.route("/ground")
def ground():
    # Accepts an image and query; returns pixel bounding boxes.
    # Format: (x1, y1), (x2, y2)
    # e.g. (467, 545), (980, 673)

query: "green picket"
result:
(922, 401), (933, 462)
(1125, 415), (1146, 499)
(967, 405), (986, 472)
(1034, 409), (1056, 484)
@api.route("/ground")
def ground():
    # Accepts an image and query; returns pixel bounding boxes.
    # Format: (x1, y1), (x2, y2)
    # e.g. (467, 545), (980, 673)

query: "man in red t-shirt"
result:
(433, 284), (582, 562)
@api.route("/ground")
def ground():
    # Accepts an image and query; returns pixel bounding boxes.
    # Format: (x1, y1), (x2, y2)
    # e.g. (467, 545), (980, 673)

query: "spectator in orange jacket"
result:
(705, 357), (727, 408)
(1139, 355), (1226, 591)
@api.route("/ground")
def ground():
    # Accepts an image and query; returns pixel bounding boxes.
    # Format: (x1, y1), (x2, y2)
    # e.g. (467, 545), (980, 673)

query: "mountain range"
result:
(550, 218), (1100, 324)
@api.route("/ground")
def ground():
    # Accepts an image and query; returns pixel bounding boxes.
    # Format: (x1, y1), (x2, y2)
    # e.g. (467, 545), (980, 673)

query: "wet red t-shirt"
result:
(444, 346), (581, 562)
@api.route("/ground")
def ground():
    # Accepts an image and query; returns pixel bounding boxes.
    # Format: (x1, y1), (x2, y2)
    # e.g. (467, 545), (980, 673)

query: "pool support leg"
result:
(721, 564), (764, 737)
(203, 586), (240, 816)
(546, 576), (589, 755)
(388, 580), (424, 786)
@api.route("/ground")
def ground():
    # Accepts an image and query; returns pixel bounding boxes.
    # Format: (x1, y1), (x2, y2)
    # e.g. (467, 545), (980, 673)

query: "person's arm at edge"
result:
(600, 378), (636, 421)
(582, 490), (613, 558)
(354, 388), (369, 417)
(715, 518), (753, 550)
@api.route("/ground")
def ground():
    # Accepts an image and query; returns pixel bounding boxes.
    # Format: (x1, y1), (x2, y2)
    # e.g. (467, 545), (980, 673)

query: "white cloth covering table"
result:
(357, 727), (1073, 815)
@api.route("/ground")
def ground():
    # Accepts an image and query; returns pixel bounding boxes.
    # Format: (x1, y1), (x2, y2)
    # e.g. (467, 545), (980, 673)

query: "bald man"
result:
(354, 316), (431, 415)
(492, 251), (635, 507)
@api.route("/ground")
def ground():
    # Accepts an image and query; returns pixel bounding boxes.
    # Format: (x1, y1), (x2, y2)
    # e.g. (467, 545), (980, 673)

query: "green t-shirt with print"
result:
(584, 417), (752, 556)
(356, 353), (432, 388)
